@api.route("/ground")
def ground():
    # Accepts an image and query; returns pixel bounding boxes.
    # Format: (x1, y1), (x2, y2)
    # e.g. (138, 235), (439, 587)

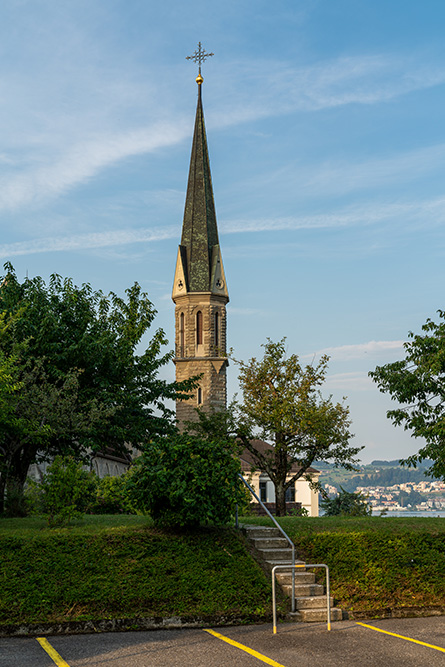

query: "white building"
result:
(240, 439), (320, 516)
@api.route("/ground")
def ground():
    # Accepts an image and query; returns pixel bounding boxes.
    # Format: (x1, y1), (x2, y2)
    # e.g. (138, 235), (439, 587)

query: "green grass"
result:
(2, 514), (443, 627)
(0, 514), (152, 537)
(240, 514), (445, 534)
(241, 515), (445, 616)
(0, 515), (276, 626)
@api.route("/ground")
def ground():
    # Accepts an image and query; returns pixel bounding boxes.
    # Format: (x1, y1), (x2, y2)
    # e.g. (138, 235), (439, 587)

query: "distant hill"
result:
(315, 459), (437, 492)
(370, 459), (401, 467)
(370, 459), (433, 470)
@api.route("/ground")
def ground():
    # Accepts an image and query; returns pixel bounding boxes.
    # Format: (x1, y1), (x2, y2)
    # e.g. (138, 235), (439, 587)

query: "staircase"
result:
(242, 524), (343, 622)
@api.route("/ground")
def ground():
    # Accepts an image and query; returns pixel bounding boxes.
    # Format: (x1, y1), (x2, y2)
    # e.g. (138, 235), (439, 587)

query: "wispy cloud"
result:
(0, 226), (177, 259)
(209, 54), (445, 127)
(0, 122), (189, 213)
(3, 190), (445, 259)
(324, 371), (373, 391)
(1, 43), (444, 217)
(266, 143), (445, 199)
(221, 196), (445, 235)
(284, 55), (445, 111)
(306, 340), (405, 361)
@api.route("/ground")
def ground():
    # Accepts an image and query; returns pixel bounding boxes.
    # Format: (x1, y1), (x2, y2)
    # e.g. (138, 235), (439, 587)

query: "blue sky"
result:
(1, 0), (444, 464)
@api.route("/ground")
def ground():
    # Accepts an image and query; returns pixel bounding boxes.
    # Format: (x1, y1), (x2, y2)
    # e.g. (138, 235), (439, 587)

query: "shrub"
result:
(321, 486), (371, 516)
(3, 480), (28, 517)
(126, 434), (246, 528)
(39, 456), (97, 526)
(91, 473), (135, 514)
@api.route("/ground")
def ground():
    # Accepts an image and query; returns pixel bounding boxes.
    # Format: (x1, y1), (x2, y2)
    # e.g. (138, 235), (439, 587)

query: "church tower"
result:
(172, 46), (229, 426)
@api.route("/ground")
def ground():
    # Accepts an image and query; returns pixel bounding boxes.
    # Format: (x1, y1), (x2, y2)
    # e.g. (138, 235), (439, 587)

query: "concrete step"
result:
(252, 537), (290, 549)
(241, 522), (342, 624)
(295, 596), (333, 610)
(242, 526), (282, 539)
(257, 547), (295, 561)
(276, 572), (316, 585)
(281, 583), (324, 597)
(289, 607), (343, 623)
(265, 560), (304, 570)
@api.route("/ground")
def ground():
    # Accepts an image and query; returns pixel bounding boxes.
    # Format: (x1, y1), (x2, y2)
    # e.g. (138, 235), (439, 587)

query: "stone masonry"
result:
(174, 293), (228, 424)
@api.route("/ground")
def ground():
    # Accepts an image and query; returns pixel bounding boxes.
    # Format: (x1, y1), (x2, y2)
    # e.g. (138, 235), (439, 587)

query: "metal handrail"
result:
(238, 474), (296, 612)
(272, 563), (331, 634)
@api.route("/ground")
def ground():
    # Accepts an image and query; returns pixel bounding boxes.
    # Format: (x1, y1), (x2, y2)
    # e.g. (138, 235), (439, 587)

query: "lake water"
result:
(372, 509), (445, 518)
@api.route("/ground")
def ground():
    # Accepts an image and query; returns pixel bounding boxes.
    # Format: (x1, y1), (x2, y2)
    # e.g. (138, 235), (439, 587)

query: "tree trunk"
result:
(0, 476), (5, 514)
(275, 481), (286, 516)
(274, 436), (288, 517)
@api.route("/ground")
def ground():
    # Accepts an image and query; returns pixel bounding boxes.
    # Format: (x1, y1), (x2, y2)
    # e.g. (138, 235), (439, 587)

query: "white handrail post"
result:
(324, 564), (331, 631)
(272, 565), (277, 634)
(271, 563), (332, 634)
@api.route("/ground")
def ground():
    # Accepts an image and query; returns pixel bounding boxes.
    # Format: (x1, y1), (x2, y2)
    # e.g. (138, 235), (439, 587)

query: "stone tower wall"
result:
(173, 293), (228, 426)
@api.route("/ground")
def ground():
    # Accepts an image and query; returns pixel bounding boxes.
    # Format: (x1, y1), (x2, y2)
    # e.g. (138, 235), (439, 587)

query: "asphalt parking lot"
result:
(1, 617), (444, 666)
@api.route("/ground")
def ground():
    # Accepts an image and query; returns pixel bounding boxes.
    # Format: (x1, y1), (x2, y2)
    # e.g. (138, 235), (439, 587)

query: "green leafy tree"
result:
(398, 489), (424, 508)
(37, 456), (97, 526)
(126, 433), (245, 528)
(0, 264), (195, 512)
(191, 339), (362, 516)
(320, 486), (371, 516)
(370, 310), (445, 479)
(92, 473), (136, 515)
(0, 346), (32, 515)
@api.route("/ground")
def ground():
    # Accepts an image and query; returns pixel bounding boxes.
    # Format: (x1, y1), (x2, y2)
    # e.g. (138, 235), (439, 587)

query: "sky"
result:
(0, 0), (444, 464)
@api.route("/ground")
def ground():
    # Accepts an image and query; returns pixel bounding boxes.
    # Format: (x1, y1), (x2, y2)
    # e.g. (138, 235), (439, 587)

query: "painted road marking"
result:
(204, 628), (286, 666)
(36, 637), (71, 666)
(357, 622), (445, 654)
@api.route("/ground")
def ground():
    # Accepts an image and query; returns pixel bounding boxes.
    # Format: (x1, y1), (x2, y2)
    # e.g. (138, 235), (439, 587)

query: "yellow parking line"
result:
(204, 628), (286, 666)
(357, 622), (445, 653)
(36, 637), (71, 666)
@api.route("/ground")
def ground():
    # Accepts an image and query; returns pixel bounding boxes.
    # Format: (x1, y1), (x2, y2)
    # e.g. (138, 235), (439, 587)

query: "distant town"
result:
(318, 459), (445, 513)
(323, 479), (445, 513)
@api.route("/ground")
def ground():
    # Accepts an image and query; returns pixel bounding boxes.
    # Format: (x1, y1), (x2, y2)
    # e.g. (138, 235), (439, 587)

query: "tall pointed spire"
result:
(173, 45), (228, 301)
(172, 46), (229, 427)
(181, 84), (219, 292)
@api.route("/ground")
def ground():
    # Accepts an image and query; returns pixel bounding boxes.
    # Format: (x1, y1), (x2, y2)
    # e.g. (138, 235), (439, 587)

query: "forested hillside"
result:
(317, 459), (436, 492)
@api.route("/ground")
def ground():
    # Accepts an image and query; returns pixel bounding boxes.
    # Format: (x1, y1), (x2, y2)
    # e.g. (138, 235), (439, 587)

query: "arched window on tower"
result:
(196, 310), (203, 346)
(214, 311), (220, 351)
(179, 312), (185, 356)
(197, 387), (202, 405)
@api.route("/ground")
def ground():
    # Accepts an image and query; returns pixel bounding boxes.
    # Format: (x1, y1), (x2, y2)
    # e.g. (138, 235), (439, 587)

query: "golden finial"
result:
(186, 42), (214, 84)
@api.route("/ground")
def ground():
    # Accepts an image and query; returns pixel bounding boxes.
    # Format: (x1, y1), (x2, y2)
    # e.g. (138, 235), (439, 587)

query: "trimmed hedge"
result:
(0, 519), (275, 625)
(243, 516), (445, 614)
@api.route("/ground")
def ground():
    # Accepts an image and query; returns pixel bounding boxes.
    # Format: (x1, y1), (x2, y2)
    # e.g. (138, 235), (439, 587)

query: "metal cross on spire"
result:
(186, 42), (214, 78)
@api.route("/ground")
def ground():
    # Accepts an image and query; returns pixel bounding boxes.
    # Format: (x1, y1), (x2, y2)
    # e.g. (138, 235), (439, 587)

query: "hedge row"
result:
(252, 516), (445, 614)
(0, 522), (274, 625)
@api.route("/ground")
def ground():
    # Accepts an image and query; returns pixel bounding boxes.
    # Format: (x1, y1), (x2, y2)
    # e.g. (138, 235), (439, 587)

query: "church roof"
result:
(180, 83), (220, 293)
(240, 439), (320, 475)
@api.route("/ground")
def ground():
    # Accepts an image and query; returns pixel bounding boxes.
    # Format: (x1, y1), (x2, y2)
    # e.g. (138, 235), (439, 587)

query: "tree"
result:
(320, 487), (371, 516)
(36, 456), (97, 527)
(0, 264), (195, 512)
(125, 433), (245, 528)
(190, 339), (361, 516)
(369, 310), (445, 479)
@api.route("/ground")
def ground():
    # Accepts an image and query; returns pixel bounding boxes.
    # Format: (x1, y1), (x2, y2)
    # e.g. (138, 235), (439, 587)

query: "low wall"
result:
(249, 502), (302, 516)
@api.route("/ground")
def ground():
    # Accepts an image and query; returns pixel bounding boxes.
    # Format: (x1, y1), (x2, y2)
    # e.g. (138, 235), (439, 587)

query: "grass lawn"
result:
(0, 515), (276, 627)
(240, 515), (445, 617)
(2, 514), (443, 628)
